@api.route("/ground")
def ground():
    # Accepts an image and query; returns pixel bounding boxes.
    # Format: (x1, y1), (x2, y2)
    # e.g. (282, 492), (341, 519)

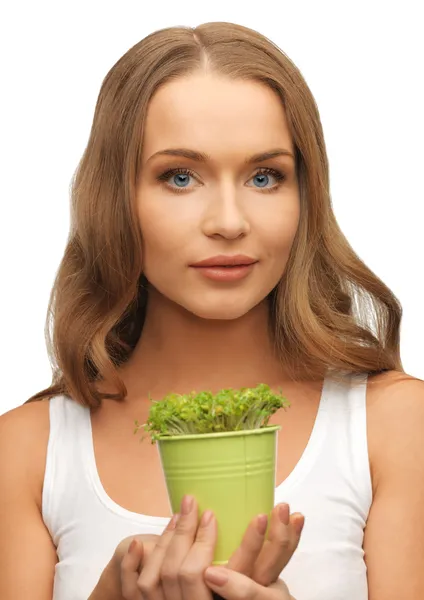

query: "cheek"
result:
(258, 204), (300, 257)
(138, 199), (194, 265)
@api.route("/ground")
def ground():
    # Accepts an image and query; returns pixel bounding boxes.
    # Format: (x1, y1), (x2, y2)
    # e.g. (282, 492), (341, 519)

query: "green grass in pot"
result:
(134, 383), (291, 443)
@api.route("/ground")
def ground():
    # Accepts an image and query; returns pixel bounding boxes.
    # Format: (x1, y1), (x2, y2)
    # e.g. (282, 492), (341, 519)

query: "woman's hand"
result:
(115, 495), (304, 599)
(204, 571), (294, 600)
(134, 495), (217, 599)
(225, 501), (304, 586)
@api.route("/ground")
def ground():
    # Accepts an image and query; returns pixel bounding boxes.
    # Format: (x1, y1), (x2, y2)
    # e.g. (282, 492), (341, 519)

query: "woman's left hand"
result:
(224, 500), (304, 586)
(203, 499), (303, 599)
(204, 571), (293, 600)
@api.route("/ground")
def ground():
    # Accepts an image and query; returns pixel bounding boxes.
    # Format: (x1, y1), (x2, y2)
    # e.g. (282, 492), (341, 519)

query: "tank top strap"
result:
(42, 394), (89, 543)
(324, 372), (372, 515)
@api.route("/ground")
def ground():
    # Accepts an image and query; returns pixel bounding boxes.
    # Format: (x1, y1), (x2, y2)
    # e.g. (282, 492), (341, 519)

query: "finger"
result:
(226, 513), (269, 577)
(115, 534), (161, 565)
(137, 513), (179, 600)
(160, 495), (200, 600)
(139, 516), (180, 570)
(120, 539), (144, 600)
(204, 566), (284, 600)
(179, 509), (218, 600)
(253, 505), (300, 585)
(252, 504), (305, 586)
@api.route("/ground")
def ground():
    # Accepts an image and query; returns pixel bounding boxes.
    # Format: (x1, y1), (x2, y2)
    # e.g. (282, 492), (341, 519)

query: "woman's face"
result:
(136, 72), (300, 320)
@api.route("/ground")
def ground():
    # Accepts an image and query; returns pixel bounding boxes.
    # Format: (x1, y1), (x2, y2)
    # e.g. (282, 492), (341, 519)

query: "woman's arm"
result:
(364, 376), (424, 600)
(0, 404), (58, 600)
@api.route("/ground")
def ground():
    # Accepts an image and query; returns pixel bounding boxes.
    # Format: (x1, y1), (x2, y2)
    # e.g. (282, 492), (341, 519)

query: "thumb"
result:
(204, 566), (280, 599)
(121, 539), (145, 573)
(120, 540), (145, 599)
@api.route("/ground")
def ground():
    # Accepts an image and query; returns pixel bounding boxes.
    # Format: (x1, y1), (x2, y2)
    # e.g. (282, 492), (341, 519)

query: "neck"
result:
(119, 288), (288, 399)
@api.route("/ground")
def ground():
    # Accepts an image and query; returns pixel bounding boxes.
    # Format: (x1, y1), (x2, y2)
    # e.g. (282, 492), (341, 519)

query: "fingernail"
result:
(128, 539), (138, 554)
(257, 514), (268, 535)
(294, 515), (305, 535)
(201, 510), (214, 527)
(204, 567), (229, 586)
(181, 494), (194, 515)
(278, 503), (290, 525)
(168, 513), (180, 530)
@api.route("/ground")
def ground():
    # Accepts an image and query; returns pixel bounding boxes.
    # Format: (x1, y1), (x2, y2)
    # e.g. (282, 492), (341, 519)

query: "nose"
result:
(201, 182), (250, 240)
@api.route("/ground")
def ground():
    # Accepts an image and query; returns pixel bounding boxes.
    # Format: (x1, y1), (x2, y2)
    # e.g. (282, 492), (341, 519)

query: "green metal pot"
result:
(157, 424), (281, 564)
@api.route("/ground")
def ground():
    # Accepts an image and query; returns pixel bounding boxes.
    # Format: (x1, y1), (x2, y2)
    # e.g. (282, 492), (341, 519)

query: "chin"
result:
(185, 300), (255, 321)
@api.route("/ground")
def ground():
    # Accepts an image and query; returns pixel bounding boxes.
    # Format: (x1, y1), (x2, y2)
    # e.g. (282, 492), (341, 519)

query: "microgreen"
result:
(133, 383), (290, 444)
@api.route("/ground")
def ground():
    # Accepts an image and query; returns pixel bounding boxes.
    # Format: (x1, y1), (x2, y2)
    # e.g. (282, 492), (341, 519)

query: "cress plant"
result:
(134, 383), (290, 444)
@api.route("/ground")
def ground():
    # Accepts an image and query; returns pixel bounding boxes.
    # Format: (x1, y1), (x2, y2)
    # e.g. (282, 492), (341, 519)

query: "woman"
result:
(0, 21), (423, 600)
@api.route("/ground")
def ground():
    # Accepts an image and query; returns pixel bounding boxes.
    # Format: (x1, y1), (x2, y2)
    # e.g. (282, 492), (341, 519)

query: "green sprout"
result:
(134, 383), (290, 444)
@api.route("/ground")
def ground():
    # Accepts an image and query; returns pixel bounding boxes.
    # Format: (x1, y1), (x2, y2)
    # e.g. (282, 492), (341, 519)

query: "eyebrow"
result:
(146, 147), (295, 164)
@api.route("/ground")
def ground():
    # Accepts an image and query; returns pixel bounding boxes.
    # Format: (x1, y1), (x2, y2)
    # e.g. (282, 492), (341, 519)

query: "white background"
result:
(1, 1), (423, 414)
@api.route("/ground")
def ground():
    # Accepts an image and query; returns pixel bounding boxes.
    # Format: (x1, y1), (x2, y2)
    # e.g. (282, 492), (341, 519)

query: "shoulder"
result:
(365, 370), (424, 494)
(0, 400), (52, 512)
(366, 369), (424, 422)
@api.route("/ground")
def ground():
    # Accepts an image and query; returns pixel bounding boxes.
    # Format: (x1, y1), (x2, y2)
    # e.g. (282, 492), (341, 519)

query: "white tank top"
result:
(42, 372), (372, 600)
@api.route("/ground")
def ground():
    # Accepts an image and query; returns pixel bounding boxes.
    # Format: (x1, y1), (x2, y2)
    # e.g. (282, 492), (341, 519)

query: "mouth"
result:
(189, 256), (258, 282)
(190, 255), (258, 268)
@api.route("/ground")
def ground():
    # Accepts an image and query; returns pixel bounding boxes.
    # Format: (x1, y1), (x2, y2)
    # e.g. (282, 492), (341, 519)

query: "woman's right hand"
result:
(112, 506), (216, 600)
(112, 531), (165, 599)
(88, 532), (163, 600)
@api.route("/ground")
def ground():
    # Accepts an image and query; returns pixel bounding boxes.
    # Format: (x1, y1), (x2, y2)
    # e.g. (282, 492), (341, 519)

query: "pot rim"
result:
(156, 424), (281, 442)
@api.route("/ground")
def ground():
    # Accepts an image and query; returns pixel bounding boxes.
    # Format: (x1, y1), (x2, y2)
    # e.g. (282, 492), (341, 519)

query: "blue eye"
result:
(249, 171), (280, 189)
(156, 167), (286, 194)
(170, 172), (192, 188)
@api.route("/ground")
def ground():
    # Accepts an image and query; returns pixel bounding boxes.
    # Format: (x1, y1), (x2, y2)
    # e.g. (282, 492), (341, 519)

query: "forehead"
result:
(141, 73), (293, 162)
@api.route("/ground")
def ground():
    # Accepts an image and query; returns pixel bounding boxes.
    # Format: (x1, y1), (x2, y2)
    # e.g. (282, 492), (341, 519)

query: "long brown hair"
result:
(25, 21), (407, 409)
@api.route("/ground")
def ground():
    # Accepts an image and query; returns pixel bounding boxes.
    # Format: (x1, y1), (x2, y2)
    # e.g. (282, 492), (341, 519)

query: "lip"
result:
(191, 264), (256, 282)
(190, 255), (258, 267)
